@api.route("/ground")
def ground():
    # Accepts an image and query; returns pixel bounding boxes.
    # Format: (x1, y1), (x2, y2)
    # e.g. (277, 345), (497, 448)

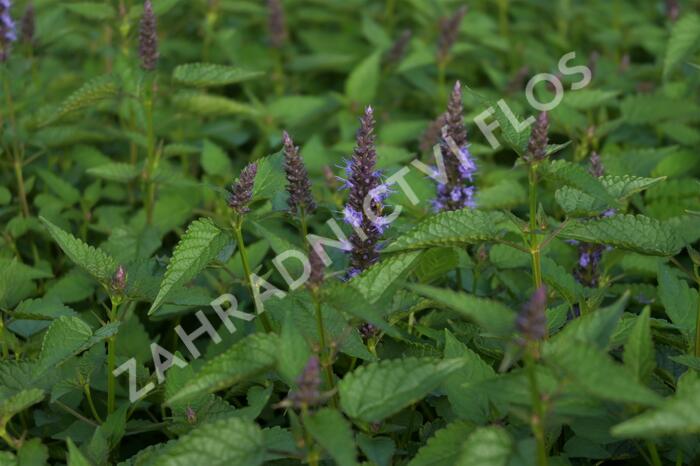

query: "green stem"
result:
(437, 60), (447, 109)
(695, 274), (700, 357)
(645, 440), (662, 466)
(233, 220), (273, 332)
(143, 79), (157, 225)
(107, 300), (119, 415)
(528, 164), (543, 289)
(525, 348), (548, 466)
(12, 160), (30, 218)
(84, 384), (104, 423)
(385, 0), (397, 31)
(299, 207), (309, 249)
(312, 291), (336, 407)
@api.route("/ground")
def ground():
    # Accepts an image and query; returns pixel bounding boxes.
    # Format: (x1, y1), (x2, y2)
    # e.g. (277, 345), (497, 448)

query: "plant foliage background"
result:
(1, 0), (700, 465)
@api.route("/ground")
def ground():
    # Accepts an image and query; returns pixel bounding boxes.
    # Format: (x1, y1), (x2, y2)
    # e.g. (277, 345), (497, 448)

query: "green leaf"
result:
(149, 417), (265, 466)
(201, 139), (232, 176)
(49, 75), (120, 122)
(544, 341), (661, 407)
(339, 358), (464, 422)
(87, 163), (140, 182)
(167, 334), (278, 404)
(40, 217), (117, 284)
(17, 438), (48, 466)
(36, 169), (80, 205)
(657, 264), (697, 337)
(612, 375), (700, 438)
(563, 89), (619, 110)
(350, 251), (422, 304)
(601, 175), (666, 199)
(543, 160), (617, 207)
(39, 316), (118, 370)
(66, 438), (92, 466)
(664, 13), (700, 78)
(250, 153), (286, 202)
(345, 52), (381, 105)
(623, 307), (655, 383)
(385, 210), (507, 252)
(172, 91), (260, 117)
(173, 63), (264, 87)
(456, 427), (513, 466)
(560, 215), (683, 256)
(410, 284), (515, 335)
(408, 421), (475, 466)
(0, 389), (44, 423)
(304, 409), (359, 466)
(149, 218), (231, 315)
(277, 310), (311, 385)
(64, 2), (116, 20)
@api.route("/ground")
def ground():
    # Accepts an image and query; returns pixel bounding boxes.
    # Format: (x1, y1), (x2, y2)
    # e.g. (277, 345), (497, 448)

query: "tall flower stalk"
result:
(267, 0), (287, 95)
(341, 106), (388, 277)
(436, 5), (466, 101)
(525, 112), (549, 290)
(229, 163), (273, 332)
(139, 0), (160, 225)
(433, 81), (477, 212)
(107, 265), (127, 415)
(283, 131), (316, 244)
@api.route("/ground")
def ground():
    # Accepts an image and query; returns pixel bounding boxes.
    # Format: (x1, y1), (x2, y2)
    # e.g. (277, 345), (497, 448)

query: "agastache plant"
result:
(229, 162), (257, 215)
(436, 5), (466, 64)
(384, 29), (411, 66)
(282, 130), (316, 238)
(139, 0), (158, 71)
(0, 0), (16, 62)
(267, 0), (287, 49)
(342, 106), (388, 277)
(19, 2), (32, 47)
(433, 81), (477, 212)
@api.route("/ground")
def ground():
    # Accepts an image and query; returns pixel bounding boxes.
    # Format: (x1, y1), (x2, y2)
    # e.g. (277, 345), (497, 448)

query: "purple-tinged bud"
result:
(445, 81), (467, 147)
(525, 112), (549, 163)
(139, 0), (158, 71)
(665, 0), (679, 22)
(228, 162), (257, 215)
(588, 51), (600, 80)
(516, 286), (547, 342)
(0, 0), (17, 63)
(308, 247), (325, 288)
(588, 152), (604, 178)
(267, 0), (287, 49)
(111, 265), (127, 294)
(384, 29), (411, 65)
(619, 54), (631, 73)
(506, 66), (530, 94)
(344, 106), (385, 274)
(185, 406), (197, 424)
(282, 131), (316, 215)
(282, 356), (324, 409)
(359, 322), (379, 340)
(323, 165), (338, 190)
(19, 2), (32, 46)
(437, 5), (467, 63)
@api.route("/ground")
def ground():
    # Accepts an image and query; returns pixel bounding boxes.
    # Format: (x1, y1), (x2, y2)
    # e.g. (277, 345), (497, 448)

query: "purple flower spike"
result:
(516, 286), (548, 342)
(139, 0), (158, 71)
(228, 162), (257, 215)
(344, 106), (386, 274)
(0, 0), (16, 62)
(282, 131), (316, 215)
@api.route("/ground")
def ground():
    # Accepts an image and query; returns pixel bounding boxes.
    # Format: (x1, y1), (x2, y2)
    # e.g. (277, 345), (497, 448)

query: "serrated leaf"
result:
(345, 52), (381, 105)
(664, 13), (700, 78)
(49, 75), (119, 123)
(149, 218), (231, 315)
(623, 307), (655, 383)
(456, 427), (513, 466)
(657, 264), (697, 336)
(544, 160), (617, 206)
(149, 417), (265, 466)
(277, 310), (311, 385)
(349, 251), (422, 304)
(40, 217), (117, 284)
(560, 215), (683, 256)
(39, 316), (118, 370)
(410, 284), (515, 335)
(304, 409), (359, 466)
(37, 169), (80, 205)
(167, 334), (278, 404)
(250, 153), (286, 202)
(544, 341), (661, 407)
(0, 388), (44, 422)
(172, 91), (260, 117)
(87, 163), (140, 182)
(173, 63), (264, 87)
(385, 210), (507, 252)
(612, 376), (700, 438)
(408, 421), (474, 466)
(339, 358), (464, 422)
(563, 89), (619, 110)
(601, 175), (666, 199)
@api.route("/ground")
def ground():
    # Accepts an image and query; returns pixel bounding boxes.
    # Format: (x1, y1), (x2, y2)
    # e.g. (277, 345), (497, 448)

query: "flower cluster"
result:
(139, 0), (158, 71)
(228, 162), (257, 215)
(341, 106), (389, 276)
(433, 81), (477, 212)
(524, 112), (549, 164)
(307, 247), (325, 289)
(437, 5), (467, 63)
(0, 0), (16, 63)
(267, 0), (287, 49)
(516, 286), (547, 342)
(282, 131), (316, 215)
(279, 356), (325, 409)
(384, 29), (411, 65)
(20, 2), (32, 46)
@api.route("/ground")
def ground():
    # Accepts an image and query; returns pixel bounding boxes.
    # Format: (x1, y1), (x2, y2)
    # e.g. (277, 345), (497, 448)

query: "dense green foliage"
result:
(1, 0), (700, 465)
